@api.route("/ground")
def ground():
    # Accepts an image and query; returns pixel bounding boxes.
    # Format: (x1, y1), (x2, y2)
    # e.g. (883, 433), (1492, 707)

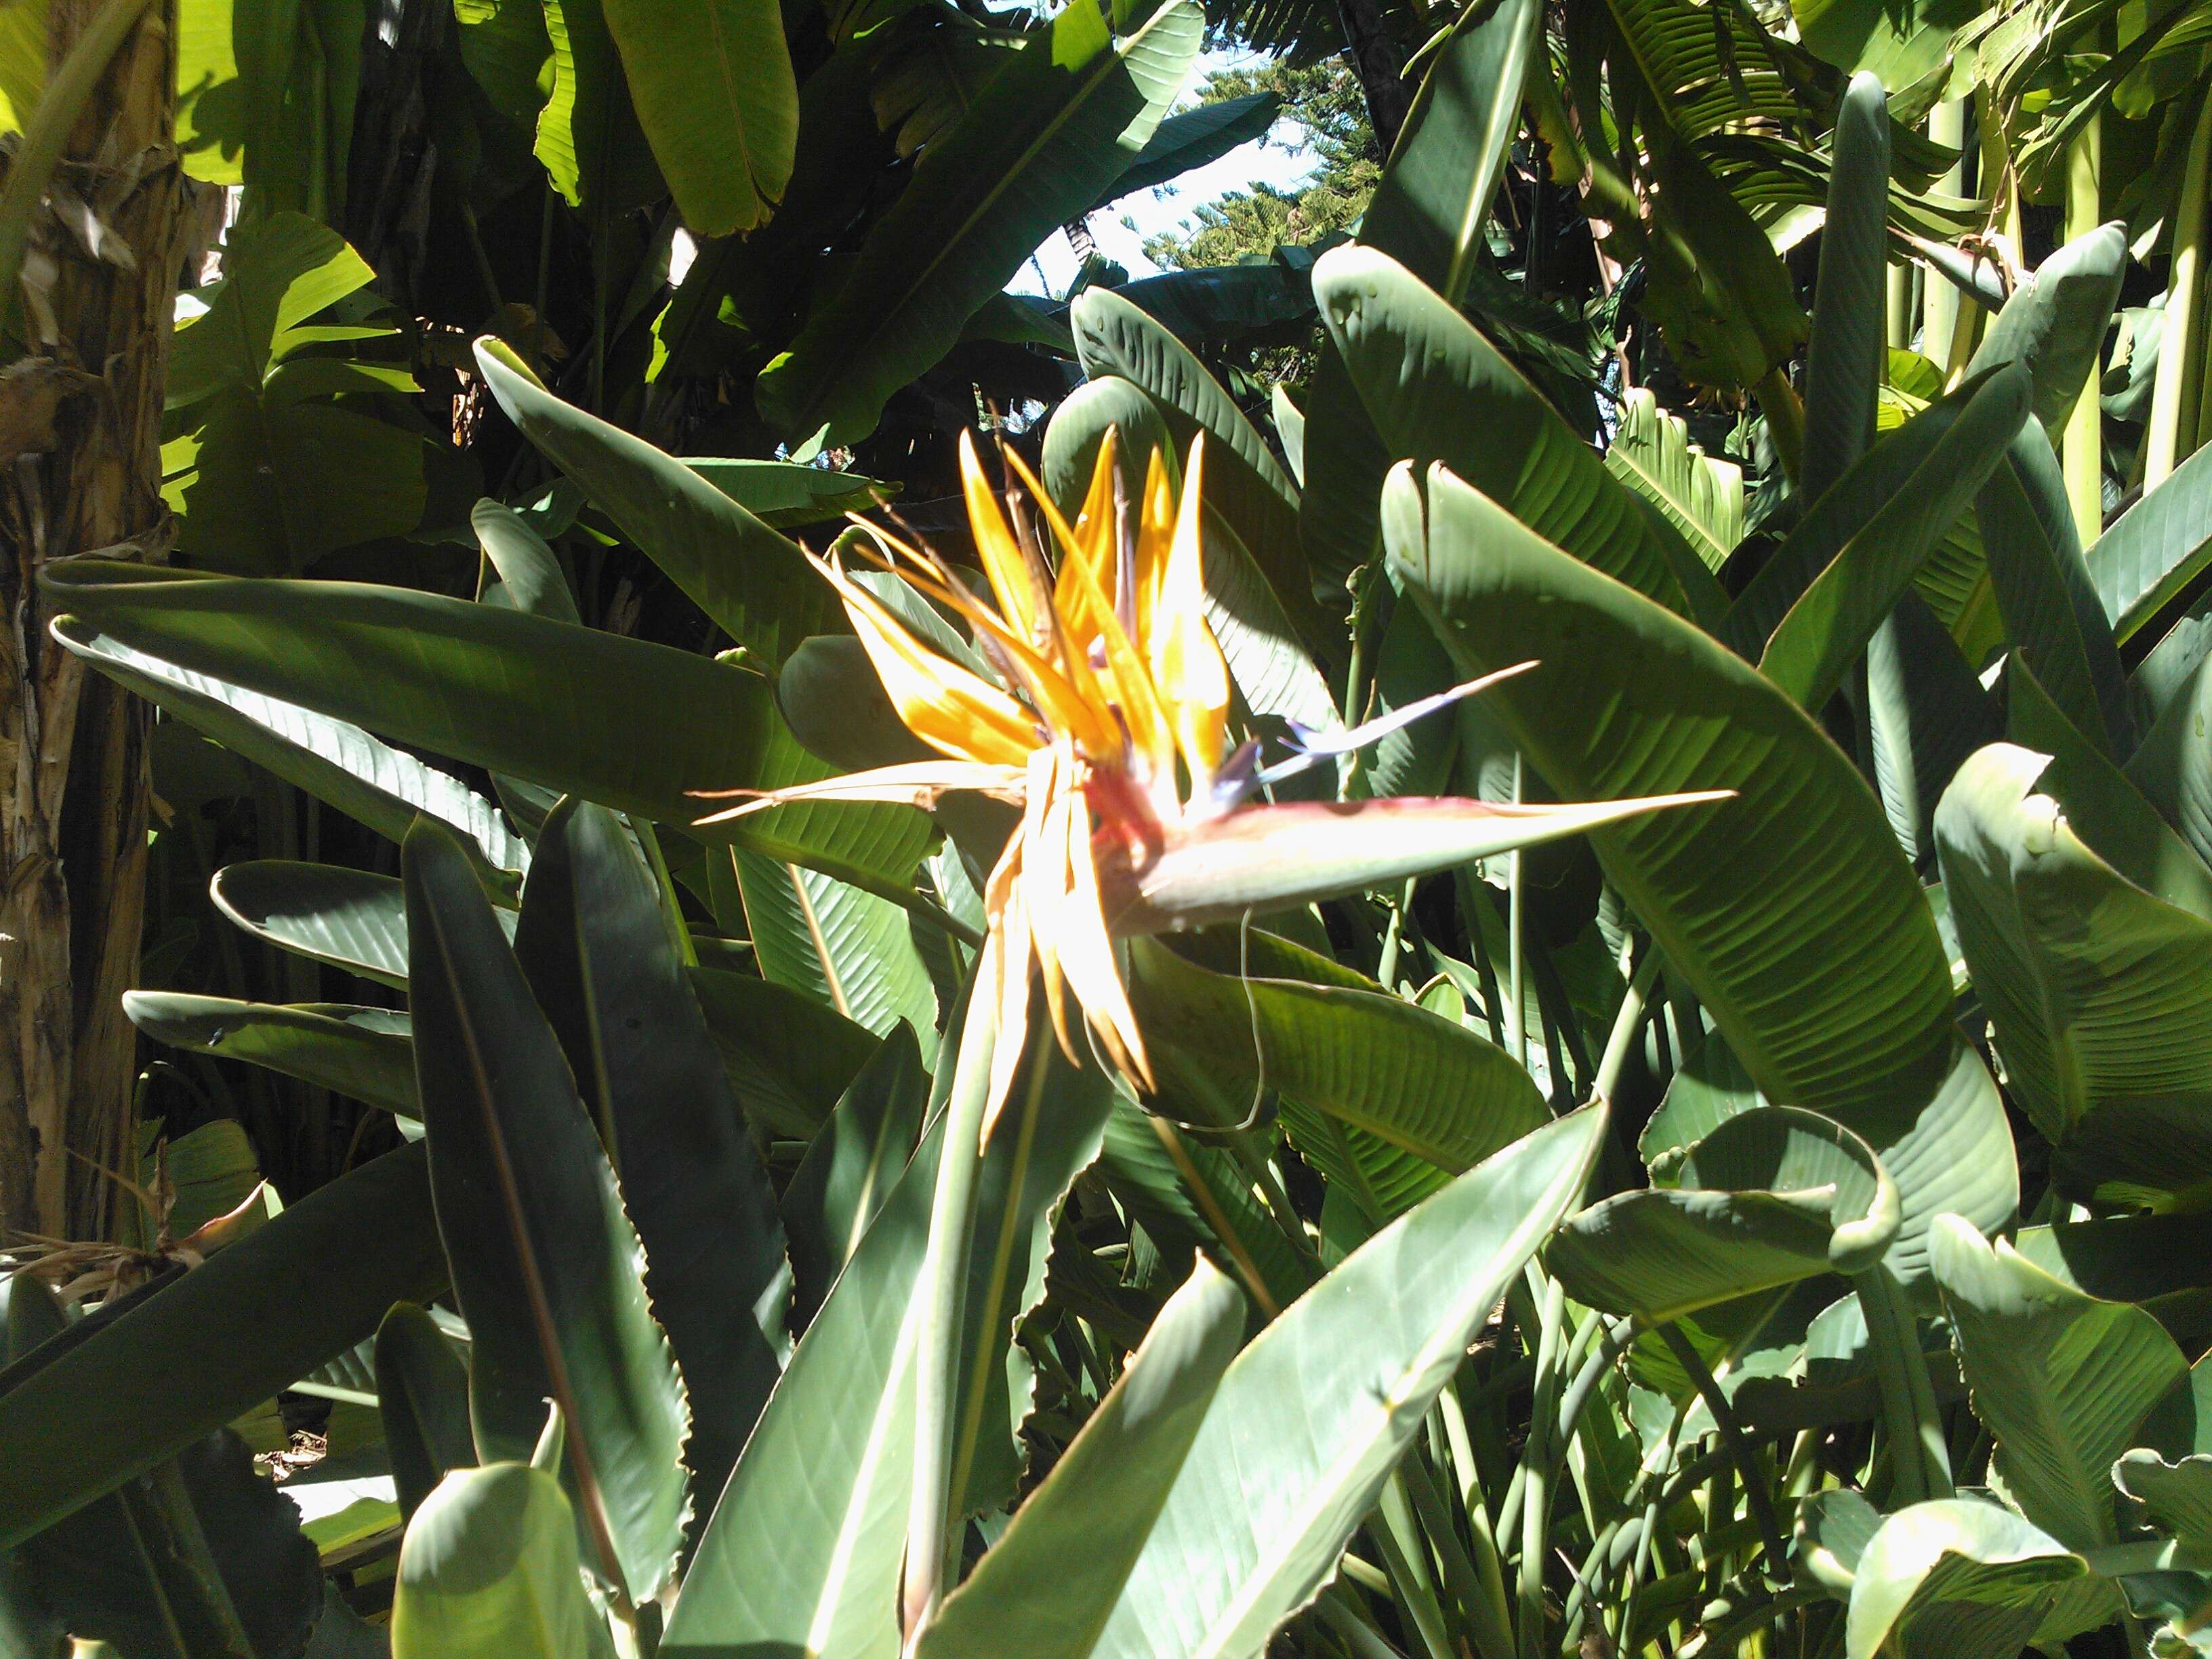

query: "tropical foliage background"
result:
(7, 0), (2212, 1650)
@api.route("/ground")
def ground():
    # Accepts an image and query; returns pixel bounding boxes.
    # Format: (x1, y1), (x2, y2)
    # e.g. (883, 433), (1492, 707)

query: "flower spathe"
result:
(695, 427), (1727, 1136)
(700, 426), (1242, 1127)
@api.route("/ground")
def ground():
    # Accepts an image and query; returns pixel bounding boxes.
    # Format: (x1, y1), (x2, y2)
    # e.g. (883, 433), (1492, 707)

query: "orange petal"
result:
(1153, 435), (1231, 790)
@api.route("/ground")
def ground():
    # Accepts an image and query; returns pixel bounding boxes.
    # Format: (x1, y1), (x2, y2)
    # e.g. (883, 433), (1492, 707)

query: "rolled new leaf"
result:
(391, 1465), (616, 1659)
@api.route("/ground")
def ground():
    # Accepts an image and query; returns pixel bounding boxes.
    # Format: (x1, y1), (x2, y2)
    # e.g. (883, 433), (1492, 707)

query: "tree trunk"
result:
(1336, 0), (1411, 155)
(0, 0), (182, 1241)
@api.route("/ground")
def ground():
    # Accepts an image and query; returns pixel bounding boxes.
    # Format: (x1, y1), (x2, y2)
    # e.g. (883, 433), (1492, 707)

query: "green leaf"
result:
(1094, 90), (1280, 208)
(1316, 245), (1713, 622)
(1759, 363), (2030, 712)
(1092, 1107), (1606, 1659)
(122, 992), (419, 1116)
(1069, 288), (1319, 642)
(1549, 1106), (1900, 1322)
(686, 458), (899, 529)
(211, 859), (447, 990)
(404, 819), (689, 1603)
(0, 1143), (445, 1551)
(390, 1465), (615, 1659)
(516, 801), (788, 1516)
(916, 1261), (1246, 1659)
(1967, 222), (2128, 437)
(1293, 0), (1538, 599)
(756, 0), (1202, 447)
(1933, 741), (2212, 1152)
(2007, 657), (2212, 919)
(2090, 438), (2212, 646)
(535, 0), (663, 214)
(602, 0), (795, 237)
(1931, 1214), (2188, 1549)
(43, 562), (930, 892)
(1976, 417), (2134, 754)
(1724, 367), (2028, 667)
(476, 341), (832, 669)
(375, 1304), (475, 1523)
(2114, 1451), (2212, 1553)
(687, 964), (882, 1139)
(732, 848), (941, 1061)
(1800, 74), (1891, 504)
(2126, 649), (2212, 873)
(1389, 459), (1957, 1121)
(662, 1013), (1115, 1656)
(781, 1023), (928, 1328)
(1792, 0), (1982, 87)
(453, 0), (553, 126)
(475, 499), (581, 623)
(1126, 937), (1549, 1209)
(1845, 1498), (2098, 1659)
(1604, 388), (1744, 571)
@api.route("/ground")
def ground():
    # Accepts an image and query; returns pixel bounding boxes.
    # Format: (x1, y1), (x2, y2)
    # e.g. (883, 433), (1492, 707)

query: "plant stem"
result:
(1515, 1271), (1567, 1659)
(1658, 1323), (1788, 1578)
(1507, 756), (1527, 1069)
(1594, 946), (1661, 1103)
(1924, 102), (1965, 358)
(1755, 368), (1805, 483)
(2148, 96), (2212, 486)
(1853, 1261), (1953, 1505)
(901, 974), (1002, 1639)
(2063, 108), (2106, 546)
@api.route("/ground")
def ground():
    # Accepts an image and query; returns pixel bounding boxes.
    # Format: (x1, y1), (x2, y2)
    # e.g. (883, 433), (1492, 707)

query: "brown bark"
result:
(0, 0), (182, 1240)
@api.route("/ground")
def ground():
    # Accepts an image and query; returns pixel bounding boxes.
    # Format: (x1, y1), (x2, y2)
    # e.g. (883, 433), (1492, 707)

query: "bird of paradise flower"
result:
(697, 428), (1725, 1132)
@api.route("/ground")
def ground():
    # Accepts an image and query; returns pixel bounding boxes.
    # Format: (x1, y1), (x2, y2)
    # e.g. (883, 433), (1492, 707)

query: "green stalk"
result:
(1923, 102), (1965, 359)
(1515, 1273), (1566, 1659)
(1401, 1450), (1509, 1659)
(1755, 367), (1805, 484)
(2063, 109), (2106, 545)
(1658, 1324), (1787, 1577)
(1853, 1261), (1953, 1505)
(1506, 756), (1527, 1069)
(900, 978), (1002, 1637)
(2149, 96), (2212, 486)
(1372, 1481), (1458, 1659)
(1593, 947), (1660, 1103)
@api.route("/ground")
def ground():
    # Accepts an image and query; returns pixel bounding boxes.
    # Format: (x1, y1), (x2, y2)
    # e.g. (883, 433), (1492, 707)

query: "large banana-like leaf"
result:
(756, 0), (1200, 447)
(1068, 289), (1312, 634)
(210, 859), (447, 989)
(1316, 246), (1711, 621)
(916, 1262), (1246, 1659)
(2113, 1452), (2212, 1552)
(1723, 367), (2027, 665)
(687, 964), (882, 1139)
(43, 562), (932, 893)
(1549, 1107), (1900, 1322)
(514, 802), (789, 1519)
(2089, 440), (2212, 644)
(601, 0), (794, 237)
(1091, 1107), (1605, 1659)
(1966, 222), (2128, 437)
(1867, 591), (2003, 863)
(1094, 91), (1279, 209)
(1604, 388), (1743, 571)
(0, 1144), (444, 1551)
(1975, 418), (2134, 753)
(1125, 937), (1549, 1213)
(1758, 365), (2029, 710)
(781, 1024), (928, 1328)
(54, 618), (527, 888)
(1799, 74), (1890, 505)
(405, 819), (689, 1604)
(1292, 0), (1538, 600)
(2127, 649), (2212, 871)
(663, 1018), (1113, 1656)
(1389, 460), (1957, 1120)
(122, 992), (418, 1116)
(1933, 742), (2212, 1151)
(731, 848), (941, 1061)
(1930, 1216), (2188, 1549)
(390, 1465), (615, 1659)
(377, 1303), (476, 1522)
(475, 342), (834, 668)
(1845, 1498), (2102, 1659)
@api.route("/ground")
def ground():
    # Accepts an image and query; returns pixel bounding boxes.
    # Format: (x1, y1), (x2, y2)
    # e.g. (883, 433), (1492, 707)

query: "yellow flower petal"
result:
(1153, 436), (1230, 787)
(960, 430), (1046, 644)
(818, 555), (1037, 767)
